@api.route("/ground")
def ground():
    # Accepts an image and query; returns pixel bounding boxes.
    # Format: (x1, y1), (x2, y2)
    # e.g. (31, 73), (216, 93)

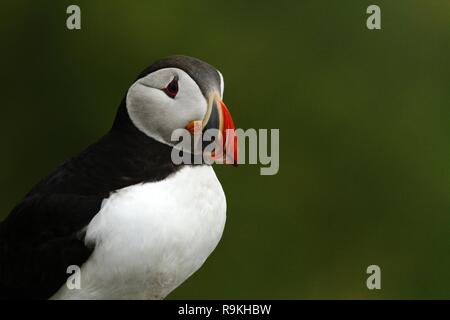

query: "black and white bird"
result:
(0, 55), (237, 299)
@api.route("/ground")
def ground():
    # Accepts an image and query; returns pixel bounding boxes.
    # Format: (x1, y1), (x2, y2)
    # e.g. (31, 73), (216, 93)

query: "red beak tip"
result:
(219, 99), (238, 167)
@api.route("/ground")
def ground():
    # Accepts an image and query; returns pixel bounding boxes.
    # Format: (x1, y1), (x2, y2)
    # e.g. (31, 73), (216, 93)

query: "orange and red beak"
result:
(186, 92), (238, 165)
(217, 99), (238, 165)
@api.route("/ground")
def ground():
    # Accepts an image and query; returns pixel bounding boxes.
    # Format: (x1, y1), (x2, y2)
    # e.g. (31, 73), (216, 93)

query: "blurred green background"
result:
(1, 0), (450, 299)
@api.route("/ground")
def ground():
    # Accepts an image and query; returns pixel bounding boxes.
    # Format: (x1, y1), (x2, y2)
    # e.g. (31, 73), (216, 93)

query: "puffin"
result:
(0, 55), (237, 299)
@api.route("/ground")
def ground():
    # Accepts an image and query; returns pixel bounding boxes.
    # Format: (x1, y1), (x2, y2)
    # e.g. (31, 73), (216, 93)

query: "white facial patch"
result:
(126, 68), (207, 145)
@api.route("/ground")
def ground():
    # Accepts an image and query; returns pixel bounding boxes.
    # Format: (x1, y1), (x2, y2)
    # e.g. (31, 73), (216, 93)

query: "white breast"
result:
(52, 165), (226, 300)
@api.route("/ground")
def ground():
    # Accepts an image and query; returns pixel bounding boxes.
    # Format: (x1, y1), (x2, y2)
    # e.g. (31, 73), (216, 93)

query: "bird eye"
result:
(164, 77), (179, 98)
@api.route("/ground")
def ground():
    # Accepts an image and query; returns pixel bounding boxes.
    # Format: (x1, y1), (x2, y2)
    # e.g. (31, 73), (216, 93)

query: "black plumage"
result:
(0, 95), (182, 298)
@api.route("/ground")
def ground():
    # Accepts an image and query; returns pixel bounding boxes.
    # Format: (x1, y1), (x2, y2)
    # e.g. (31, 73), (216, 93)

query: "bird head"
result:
(121, 55), (237, 165)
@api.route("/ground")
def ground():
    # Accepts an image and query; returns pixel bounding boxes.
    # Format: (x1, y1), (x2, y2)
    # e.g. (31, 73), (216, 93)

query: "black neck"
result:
(31, 99), (183, 196)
